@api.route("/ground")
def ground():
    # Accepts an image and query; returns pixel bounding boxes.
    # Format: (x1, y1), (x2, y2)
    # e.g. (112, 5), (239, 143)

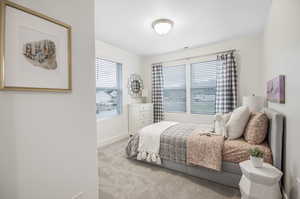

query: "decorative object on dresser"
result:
(128, 74), (144, 97)
(128, 103), (153, 136)
(239, 160), (283, 199)
(0, 1), (72, 92)
(243, 95), (265, 112)
(267, 75), (285, 104)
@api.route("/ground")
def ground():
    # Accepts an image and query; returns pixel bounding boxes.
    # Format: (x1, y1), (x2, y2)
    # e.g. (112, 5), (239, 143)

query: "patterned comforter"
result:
(126, 123), (201, 164)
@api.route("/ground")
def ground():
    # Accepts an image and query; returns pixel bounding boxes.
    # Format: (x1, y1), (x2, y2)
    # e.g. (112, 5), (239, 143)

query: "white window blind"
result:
(191, 60), (217, 115)
(96, 58), (122, 118)
(163, 65), (186, 112)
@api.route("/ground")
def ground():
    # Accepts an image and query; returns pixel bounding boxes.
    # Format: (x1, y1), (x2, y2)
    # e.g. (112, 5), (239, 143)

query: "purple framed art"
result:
(267, 75), (285, 104)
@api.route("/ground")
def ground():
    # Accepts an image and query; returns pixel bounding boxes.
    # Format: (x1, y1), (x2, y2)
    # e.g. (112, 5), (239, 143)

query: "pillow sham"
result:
(244, 112), (269, 144)
(214, 112), (231, 137)
(226, 106), (250, 140)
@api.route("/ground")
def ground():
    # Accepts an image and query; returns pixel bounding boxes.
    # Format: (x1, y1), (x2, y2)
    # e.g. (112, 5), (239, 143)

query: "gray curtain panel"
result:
(216, 52), (238, 113)
(152, 64), (164, 123)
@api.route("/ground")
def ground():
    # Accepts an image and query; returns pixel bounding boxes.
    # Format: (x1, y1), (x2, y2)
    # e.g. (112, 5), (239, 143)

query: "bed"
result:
(126, 108), (284, 188)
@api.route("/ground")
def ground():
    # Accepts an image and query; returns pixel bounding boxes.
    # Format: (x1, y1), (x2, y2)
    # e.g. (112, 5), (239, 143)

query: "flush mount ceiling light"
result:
(152, 19), (174, 35)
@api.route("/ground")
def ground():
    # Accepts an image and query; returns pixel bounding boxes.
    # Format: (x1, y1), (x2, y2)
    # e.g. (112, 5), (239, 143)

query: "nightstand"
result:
(239, 160), (283, 199)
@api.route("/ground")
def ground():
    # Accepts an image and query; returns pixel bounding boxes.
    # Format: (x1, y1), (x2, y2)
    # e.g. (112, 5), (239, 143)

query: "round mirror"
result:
(128, 74), (143, 97)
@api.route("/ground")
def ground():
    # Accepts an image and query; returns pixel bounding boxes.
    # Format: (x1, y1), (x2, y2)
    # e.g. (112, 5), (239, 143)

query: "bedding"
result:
(136, 121), (178, 164)
(244, 112), (269, 144)
(126, 122), (273, 170)
(215, 112), (232, 137)
(187, 129), (224, 171)
(159, 123), (200, 164)
(226, 106), (250, 139)
(223, 138), (273, 164)
(126, 108), (283, 188)
(127, 123), (202, 163)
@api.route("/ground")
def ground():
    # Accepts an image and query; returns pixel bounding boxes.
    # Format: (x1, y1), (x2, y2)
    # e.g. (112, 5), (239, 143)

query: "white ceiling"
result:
(95, 0), (271, 56)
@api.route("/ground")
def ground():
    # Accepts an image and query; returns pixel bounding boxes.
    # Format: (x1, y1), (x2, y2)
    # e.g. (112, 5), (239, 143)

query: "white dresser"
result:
(128, 103), (153, 135)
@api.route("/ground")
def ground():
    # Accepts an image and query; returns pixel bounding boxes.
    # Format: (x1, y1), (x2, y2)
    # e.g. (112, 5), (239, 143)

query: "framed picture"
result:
(267, 75), (285, 104)
(0, 0), (72, 92)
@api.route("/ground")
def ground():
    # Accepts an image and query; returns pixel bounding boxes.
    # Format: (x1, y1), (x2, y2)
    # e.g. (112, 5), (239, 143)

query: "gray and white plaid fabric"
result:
(125, 123), (199, 164)
(160, 123), (199, 164)
(216, 52), (238, 113)
(152, 64), (164, 123)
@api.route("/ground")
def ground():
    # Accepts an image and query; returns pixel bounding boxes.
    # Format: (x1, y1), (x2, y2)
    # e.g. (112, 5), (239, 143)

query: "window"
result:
(191, 60), (217, 115)
(163, 65), (186, 112)
(96, 58), (122, 118)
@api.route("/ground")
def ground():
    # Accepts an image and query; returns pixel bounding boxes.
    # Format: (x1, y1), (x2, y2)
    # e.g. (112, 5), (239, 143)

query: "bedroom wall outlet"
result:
(72, 192), (84, 199)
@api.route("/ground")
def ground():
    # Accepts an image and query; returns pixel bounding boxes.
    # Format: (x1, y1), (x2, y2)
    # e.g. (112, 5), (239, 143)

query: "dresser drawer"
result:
(139, 103), (153, 111)
(139, 111), (152, 118)
(143, 119), (153, 126)
(128, 103), (153, 135)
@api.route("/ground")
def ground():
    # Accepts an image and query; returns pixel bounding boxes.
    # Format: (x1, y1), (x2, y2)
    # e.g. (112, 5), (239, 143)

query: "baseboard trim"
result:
(98, 133), (129, 147)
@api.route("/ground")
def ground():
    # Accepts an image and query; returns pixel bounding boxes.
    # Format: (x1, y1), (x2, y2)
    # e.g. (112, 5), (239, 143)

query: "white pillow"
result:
(226, 106), (250, 140)
(214, 112), (232, 137)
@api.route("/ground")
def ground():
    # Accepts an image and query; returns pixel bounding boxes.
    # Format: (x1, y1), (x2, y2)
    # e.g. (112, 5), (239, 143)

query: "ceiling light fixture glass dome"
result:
(152, 19), (174, 35)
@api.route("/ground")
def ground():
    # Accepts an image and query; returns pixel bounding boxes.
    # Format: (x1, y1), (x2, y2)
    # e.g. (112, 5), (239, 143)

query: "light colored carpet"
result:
(98, 139), (241, 199)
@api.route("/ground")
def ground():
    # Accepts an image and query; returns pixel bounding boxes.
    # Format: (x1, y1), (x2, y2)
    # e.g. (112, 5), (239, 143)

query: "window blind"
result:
(96, 58), (119, 88)
(163, 65), (186, 112)
(96, 58), (122, 118)
(191, 60), (217, 115)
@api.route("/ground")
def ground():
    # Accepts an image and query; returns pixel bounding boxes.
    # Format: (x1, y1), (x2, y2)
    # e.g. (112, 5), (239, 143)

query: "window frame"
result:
(160, 58), (218, 115)
(190, 59), (217, 115)
(96, 57), (123, 119)
(163, 64), (187, 113)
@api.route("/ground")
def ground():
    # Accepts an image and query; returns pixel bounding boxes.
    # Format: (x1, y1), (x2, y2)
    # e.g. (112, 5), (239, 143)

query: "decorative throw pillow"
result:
(226, 106), (250, 140)
(244, 112), (269, 144)
(214, 112), (232, 137)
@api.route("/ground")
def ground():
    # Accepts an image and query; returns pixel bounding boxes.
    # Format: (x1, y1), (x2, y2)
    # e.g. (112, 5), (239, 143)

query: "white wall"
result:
(262, 0), (300, 198)
(95, 40), (143, 146)
(0, 1), (98, 199)
(142, 34), (264, 124)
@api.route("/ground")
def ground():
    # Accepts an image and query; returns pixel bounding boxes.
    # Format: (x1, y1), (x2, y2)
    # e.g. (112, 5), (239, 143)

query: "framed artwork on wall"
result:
(0, 0), (72, 92)
(267, 75), (285, 104)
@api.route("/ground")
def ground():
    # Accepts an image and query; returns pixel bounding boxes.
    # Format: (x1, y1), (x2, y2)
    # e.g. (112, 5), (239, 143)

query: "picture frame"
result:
(267, 75), (285, 104)
(0, 0), (72, 92)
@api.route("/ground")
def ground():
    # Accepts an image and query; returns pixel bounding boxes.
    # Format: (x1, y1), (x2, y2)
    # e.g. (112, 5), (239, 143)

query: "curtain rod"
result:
(152, 49), (236, 65)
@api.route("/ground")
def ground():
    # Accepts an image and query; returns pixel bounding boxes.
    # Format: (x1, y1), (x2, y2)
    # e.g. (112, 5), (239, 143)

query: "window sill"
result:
(96, 113), (122, 122)
(165, 112), (187, 114)
(164, 112), (216, 116)
(190, 113), (216, 116)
